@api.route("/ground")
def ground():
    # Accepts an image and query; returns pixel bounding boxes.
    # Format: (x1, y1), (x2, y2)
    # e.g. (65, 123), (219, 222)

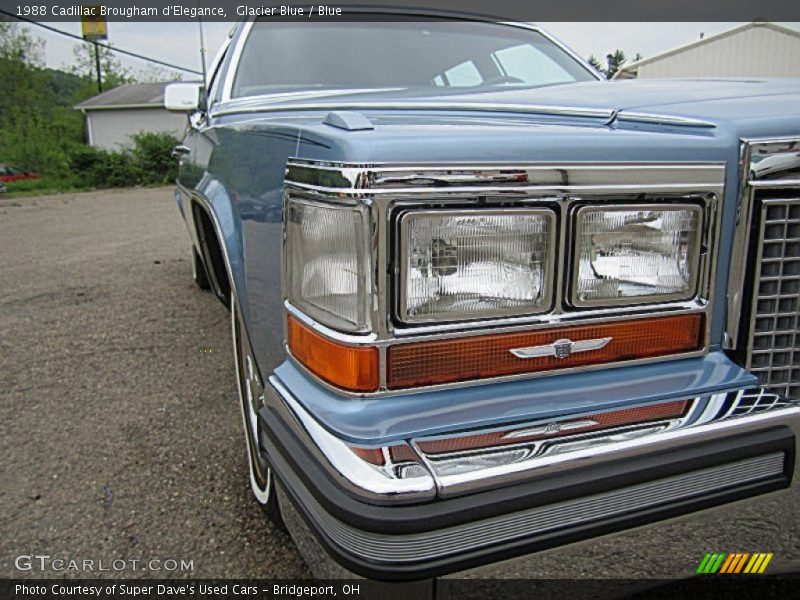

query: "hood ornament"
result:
(510, 337), (612, 360)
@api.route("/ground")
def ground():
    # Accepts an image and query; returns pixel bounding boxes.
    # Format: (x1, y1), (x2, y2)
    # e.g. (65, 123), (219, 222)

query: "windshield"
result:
(231, 19), (595, 99)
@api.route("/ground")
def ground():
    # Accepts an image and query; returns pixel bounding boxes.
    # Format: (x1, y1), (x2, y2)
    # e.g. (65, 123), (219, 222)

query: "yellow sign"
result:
(81, 6), (107, 41)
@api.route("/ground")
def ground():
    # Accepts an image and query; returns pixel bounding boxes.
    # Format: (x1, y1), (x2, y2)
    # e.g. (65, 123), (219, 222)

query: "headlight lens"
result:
(400, 209), (554, 322)
(286, 198), (371, 332)
(572, 205), (703, 306)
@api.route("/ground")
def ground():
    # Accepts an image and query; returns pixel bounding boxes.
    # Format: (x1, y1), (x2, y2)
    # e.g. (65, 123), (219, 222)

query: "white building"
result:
(75, 82), (190, 150)
(616, 22), (800, 79)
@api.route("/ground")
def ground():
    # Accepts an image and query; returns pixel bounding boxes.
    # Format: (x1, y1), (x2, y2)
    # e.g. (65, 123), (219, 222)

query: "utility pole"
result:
(93, 40), (103, 93)
(81, 6), (107, 94)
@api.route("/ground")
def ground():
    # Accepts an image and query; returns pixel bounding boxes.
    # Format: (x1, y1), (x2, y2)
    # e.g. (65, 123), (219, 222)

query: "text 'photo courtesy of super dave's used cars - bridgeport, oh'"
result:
(164, 12), (800, 586)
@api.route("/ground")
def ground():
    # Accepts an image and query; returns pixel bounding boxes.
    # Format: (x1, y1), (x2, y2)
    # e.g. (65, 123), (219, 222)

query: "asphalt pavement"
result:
(1, 187), (798, 582)
(0, 187), (309, 578)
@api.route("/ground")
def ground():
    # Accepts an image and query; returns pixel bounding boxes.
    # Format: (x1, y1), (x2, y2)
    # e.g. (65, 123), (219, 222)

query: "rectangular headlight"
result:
(399, 209), (555, 323)
(572, 204), (703, 306)
(285, 198), (371, 332)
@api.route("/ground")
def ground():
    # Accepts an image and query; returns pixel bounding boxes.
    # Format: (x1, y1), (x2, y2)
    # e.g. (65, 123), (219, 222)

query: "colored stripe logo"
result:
(697, 552), (773, 574)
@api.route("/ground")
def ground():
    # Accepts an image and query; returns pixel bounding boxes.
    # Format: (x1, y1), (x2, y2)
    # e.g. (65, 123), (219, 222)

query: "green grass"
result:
(1, 177), (90, 198)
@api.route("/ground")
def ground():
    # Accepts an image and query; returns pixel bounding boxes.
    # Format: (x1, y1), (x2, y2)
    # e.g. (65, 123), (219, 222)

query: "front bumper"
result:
(260, 375), (800, 580)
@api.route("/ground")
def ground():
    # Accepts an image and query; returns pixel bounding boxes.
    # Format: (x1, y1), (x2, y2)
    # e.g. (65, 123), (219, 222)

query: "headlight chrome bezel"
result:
(396, 207), (558, 324)
(282, 160), (724, 396)
(568, 202), (705, 309)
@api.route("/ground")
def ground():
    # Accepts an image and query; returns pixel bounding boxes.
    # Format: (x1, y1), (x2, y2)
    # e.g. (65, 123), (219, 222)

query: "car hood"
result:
(217, 78), (800, 123)
(212, 78), (799, 168)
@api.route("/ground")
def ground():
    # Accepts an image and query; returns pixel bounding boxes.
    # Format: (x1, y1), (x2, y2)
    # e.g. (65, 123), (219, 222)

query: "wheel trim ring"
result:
(232, 298), (272, 504)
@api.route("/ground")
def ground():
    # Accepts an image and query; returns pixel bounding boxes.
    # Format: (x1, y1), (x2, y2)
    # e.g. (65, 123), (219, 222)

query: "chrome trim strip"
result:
(293, 453), (785, 563)
(750, 179), (800, 188)
(266, 375), (436, 503)
(286, 294), (705, 346)
(614, 112), (716, 128)
(214, 100), (614, 120)
(285, 161), (726, 193)
(287, 181), (719, 197)
(725, 141), (758, 349)
(510, 337), (611, 359)
(220, 19), (253, 104)
(726, 137), (800, 350)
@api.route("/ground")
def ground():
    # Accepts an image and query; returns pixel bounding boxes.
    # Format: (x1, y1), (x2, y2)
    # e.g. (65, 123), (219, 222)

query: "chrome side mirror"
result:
(165, 83), (202, 112)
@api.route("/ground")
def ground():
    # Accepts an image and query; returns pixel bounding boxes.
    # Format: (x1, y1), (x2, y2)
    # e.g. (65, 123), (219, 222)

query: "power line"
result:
(0, 8), (203, 75)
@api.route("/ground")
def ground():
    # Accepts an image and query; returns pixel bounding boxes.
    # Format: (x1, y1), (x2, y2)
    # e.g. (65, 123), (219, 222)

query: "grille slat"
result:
(747, 197), (800, 400)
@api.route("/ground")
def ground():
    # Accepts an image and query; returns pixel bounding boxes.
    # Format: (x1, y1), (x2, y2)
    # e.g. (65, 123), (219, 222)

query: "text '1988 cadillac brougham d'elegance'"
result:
(167, 15), (800, 583)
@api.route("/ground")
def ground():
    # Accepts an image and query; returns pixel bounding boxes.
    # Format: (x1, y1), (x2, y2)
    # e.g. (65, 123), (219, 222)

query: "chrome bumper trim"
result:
(416, 389), (799, 497)
(266, 376), (800, 503)
(266, 376), (436, 504)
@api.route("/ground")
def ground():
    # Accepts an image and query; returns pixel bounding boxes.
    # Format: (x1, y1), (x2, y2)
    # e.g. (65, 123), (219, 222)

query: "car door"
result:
(175, 34), (232, 243)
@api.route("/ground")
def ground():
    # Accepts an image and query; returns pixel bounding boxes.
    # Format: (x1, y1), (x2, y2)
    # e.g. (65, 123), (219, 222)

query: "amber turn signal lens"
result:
(287, 316), (379, 392)
(349, 444), (421, 466)
(387, 314), (703, 389)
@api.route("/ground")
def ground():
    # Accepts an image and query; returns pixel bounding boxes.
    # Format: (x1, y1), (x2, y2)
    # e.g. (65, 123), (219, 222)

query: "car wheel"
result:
(192, 247), (212, 290)
(232, 298), (284, 529)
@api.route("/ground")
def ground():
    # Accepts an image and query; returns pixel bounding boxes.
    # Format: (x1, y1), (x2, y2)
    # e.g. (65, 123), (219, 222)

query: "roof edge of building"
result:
(616, 21), (800, 77)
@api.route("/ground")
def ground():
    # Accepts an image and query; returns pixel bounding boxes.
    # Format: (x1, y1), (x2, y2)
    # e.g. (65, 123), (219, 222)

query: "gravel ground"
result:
(0, 187), (309, 579)
(1, 187), (798, 583)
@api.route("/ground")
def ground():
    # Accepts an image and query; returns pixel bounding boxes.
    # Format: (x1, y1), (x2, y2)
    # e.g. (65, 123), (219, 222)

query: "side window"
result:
(434, 60), (483, 87)
(492, 44), (573, 86)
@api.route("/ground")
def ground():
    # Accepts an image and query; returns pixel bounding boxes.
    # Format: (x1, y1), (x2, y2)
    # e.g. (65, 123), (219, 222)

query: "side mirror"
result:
(165, 83), (202, 112)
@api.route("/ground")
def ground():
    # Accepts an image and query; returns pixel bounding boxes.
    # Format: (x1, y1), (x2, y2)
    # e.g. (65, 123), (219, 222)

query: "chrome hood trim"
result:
(213, 99), (615, 120)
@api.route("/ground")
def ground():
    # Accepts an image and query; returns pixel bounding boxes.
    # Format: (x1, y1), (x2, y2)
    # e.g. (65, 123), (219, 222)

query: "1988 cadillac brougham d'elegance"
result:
(168, 16), (800, 581)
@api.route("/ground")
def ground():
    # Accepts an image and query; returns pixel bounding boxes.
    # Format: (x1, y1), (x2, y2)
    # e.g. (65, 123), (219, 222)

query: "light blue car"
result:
(167, 14), (800, 584)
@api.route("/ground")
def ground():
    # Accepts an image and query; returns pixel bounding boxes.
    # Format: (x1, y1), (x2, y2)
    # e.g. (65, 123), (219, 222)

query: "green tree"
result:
(69, 42), (136, 94)
(136, 64), (183, 83)
(0, 23), (85, 176)
(0, 21), (44, 65)
(604, 50), (627, 79)
(587, 49), (640, 80)
(587, 55), (604, 75)
(130, 132), (180, 184)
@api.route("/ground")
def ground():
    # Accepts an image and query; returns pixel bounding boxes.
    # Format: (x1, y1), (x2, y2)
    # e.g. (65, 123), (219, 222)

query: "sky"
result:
(22, 20), (800, 79)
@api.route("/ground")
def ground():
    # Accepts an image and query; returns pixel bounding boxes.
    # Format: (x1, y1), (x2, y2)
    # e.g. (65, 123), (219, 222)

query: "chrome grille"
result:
(724, 388), (793, 418)
(747, 198), (800, 400)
